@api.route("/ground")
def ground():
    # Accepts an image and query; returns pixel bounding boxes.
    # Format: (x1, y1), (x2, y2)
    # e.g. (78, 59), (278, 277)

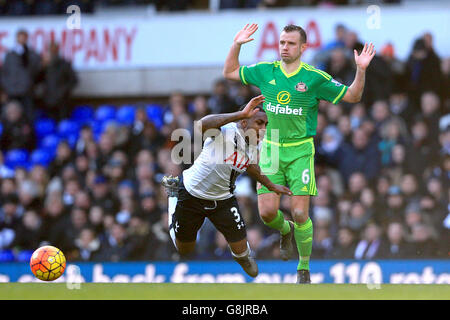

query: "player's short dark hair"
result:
(239, 103), (265, 114)
(283, 24), (307, 44)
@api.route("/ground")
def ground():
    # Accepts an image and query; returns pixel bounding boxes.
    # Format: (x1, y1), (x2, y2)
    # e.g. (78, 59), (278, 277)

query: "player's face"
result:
(279, 31), (305, 63)
(243, 111), (268, 144)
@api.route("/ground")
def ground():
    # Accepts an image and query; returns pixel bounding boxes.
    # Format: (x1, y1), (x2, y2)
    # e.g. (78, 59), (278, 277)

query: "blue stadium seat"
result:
(16, 250), (33, 262)
(146, 104), (164, 129)
(0, 123), (3, 136)
(30, 148), (53, 167)
(95, 105), (116, 123)
(0, 249), (15, 263)
(4, 149), (29, 169)
(66, 134), (78, 149)
(39, 134), (61, 155)
(116, 105), (136, 126)
(58, 119), (80, 139)
(34, 118), (57, 139)
(71, 105), (95, 124)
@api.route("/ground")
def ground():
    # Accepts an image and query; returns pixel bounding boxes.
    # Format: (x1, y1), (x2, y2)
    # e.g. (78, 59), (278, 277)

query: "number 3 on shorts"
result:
(302, 169), (310, 185)
(231, 207), (240, 222)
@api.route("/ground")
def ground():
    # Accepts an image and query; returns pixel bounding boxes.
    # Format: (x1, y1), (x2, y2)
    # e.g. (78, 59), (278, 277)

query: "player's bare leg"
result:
(258, 193), (294, 261)
(175, 239), (196, 256)
(291, 195), (312, 284)
(229, 238), (258, 278)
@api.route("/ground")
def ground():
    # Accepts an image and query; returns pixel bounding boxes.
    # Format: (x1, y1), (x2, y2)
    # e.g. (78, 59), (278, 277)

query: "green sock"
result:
(294, 218), (313, 271)
(263, 210), (291, 235)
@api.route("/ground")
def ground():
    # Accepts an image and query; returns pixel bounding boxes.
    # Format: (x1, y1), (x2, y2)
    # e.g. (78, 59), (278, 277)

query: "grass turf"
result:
(1, 283), (449, 300)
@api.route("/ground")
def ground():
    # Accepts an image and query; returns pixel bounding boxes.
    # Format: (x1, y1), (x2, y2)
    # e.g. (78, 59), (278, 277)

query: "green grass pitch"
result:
(1, 283), (449, 300)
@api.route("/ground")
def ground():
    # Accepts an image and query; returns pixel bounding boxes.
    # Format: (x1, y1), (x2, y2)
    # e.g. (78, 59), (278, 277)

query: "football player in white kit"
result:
(162, 95), (292, 277)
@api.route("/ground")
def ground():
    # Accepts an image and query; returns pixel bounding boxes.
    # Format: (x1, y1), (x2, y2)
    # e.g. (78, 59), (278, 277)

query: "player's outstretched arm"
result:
(223, 23), (258, 81)
(342, 42), (376, 103)
(246, 163), (293, 196)
(196, 95), (265, 134)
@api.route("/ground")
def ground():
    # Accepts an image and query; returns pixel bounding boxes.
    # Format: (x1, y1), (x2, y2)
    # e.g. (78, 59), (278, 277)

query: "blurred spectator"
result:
(37, 41), (78, 121)
(328, 128), (380, 184)
(88, 205), (106, 235)
(1, 29), (41, 117)
(139, 191), (162, 224)
(361, 45), (394, 107)
(75, 125), (94, 155)
(382, 185), (405, 224)
(130, 120), (165, 156)
(0, 194), (22, 249)
(73, 227), (102, 261)
(89, 175), (119, 215)
(97, 222), (135, 261)
(420, 91), (441, 148)
(405, 118), (434, 178)
(405, 36), (443, 109)
(409, 223), (439, 258)
(12, 209), (44, 250)
(380, 42), (406, 94)
(311, 226), (333, 259)
(48, 141), (74, 178)
(330, 226), (357, 259)
(378, 117), (409, 167)
(0, 100), (36, 151)
(208, 79), (237, 114)
(343, 201), (372, 233)
(378, 220), (414, 259)
(324, 47), (355, 87)
(151, 212), (179, 260)
(354, 222), (384, 260)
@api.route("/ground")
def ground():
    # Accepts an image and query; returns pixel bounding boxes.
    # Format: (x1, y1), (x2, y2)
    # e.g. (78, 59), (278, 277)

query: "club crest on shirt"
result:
(295, 82), (308, 92)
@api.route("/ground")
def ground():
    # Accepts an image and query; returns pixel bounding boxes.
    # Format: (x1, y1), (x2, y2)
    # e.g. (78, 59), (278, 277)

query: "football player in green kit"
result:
(223, 23), (376, 283)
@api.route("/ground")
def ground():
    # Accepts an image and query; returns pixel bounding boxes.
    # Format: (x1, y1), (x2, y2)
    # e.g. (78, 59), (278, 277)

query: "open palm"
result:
(354, 43), (376, 70)
(234, 23), (258, 45)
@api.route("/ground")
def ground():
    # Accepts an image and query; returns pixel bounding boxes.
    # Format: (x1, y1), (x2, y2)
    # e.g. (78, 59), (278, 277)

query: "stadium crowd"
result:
(0, 22), (448, 263)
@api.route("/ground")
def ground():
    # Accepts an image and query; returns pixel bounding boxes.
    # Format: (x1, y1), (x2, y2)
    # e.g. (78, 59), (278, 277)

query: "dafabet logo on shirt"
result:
(265, 101), (303, 116)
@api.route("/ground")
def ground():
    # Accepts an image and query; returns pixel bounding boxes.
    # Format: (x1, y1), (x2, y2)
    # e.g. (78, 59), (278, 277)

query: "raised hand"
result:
(240, 95), (265, 119)
(234, 23), (258, 46)
(354, 42), (376, 70)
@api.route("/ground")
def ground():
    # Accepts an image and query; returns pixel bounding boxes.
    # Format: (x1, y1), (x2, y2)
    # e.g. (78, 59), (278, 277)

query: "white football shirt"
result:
(183, 122), (258, 200)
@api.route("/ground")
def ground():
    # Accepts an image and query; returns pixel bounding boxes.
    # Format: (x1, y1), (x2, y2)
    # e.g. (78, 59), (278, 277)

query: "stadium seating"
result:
(34, 118), (57, 139)
(0, 250), (15, 263)
(15, 250), (34, 263)
(95, 105), (117, 123)
(39, 134), (61, 156)
(70, 105), (95, 125)
(146, 104), (164, 129)
(4, 149), (29, 169)
(57, 119), (80, 138)
(116, 105), (136, 126)
(30, 148), (53, 167)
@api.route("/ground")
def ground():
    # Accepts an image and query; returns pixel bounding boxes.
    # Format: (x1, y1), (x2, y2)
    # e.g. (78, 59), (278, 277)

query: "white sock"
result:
(231, 242), (251, 259)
